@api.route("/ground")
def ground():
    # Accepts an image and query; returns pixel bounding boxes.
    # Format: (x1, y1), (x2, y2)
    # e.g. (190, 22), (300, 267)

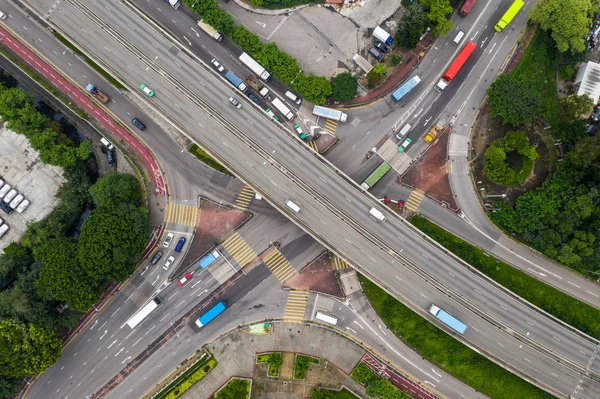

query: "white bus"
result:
(271, 98), (295, 121)
(239, 52), (271, 81)
(126, 296), (163, 328)
(315, 311), (338, 325)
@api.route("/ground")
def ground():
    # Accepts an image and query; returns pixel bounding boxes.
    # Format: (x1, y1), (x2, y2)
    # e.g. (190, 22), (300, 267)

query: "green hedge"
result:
(215, 378), (250, 399)
(351, 363), (409, 399)
(411, 216), (600, 340)
(360, 276), (555, 399)
(154, 356), (217, 399)
(256, 352), (282, 377)
(294, 354), (319, 380)
(189, 143), (231, 175)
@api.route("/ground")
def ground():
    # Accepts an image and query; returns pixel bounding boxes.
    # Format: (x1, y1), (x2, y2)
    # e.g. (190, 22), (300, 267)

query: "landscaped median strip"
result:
(151, 354), (216, 399)
(360, 276), (555, 399)
(411, 215), (600, 340)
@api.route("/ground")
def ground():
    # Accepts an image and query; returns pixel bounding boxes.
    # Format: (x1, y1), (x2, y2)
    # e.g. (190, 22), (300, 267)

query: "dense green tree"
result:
(560, 94), (594, 120)
(0, 319), (62, 378)
(420, 0), (453, 37)
(366, 63), (387, 88)
(0, 243), (33, 289)
(530, 0), (592, 54)
(78, 204), (150, 283)
(331, 72), (358, 102)
(487, 74), (542, 126)
(293, 74), (332, 105)
(395, 3), (428, 49)
(89, 173), (142, 210)
(34, 237), (101, 312)
(202, 6), (234, 36)
(231, 25), (264, 55)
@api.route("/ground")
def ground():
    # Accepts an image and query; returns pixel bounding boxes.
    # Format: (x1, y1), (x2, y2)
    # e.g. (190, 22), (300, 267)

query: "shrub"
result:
(366, 63), (387, 89)
(559, 64), (574, 81)
(294, 354), (319, 379)
(331, 73), (357, 102)
(390, 54), (403, 66)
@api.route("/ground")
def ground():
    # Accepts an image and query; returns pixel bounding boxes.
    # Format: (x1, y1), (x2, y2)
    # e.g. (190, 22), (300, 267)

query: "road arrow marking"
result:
(256, 21), (266, 28)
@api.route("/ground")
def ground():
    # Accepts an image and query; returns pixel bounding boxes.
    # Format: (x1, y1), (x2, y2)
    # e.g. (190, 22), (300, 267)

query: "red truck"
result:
(435, 41), (476, 91)
(459, 0), (478, 17)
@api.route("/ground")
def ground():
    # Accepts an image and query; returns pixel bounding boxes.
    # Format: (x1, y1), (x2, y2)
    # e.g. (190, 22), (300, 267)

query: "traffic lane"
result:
(49, 1), (596, 390)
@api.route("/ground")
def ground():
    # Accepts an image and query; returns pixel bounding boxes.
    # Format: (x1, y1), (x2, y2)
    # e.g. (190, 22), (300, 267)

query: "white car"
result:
(228, 97), (242, 109)
(163, 255), (175, 271)
(162, 232), (174, 247)
(211, 58), (225, 72)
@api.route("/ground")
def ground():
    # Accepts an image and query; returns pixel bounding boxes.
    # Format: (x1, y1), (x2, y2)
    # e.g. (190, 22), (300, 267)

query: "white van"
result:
(0, 11), (7, 20)
(9, 194), (24, 209)
(16, 199), (30, 213)
(3, 189), (17, 204)
(285, 199), (300, 213)
(0, 225), (8, 238)
(369, 207), (386, 222)
(396, 124), (412, 140)
(453, 30), (465, 45)
(0, 184), (11, 200)
(285, 91), (301, 105)
(100, 137), (114, 150)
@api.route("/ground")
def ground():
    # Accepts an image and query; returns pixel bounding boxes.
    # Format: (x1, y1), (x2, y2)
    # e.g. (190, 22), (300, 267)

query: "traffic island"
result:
(285, 252), (345, 298)
(214, 377), (251, 399)
(293, 354), (320, 380)
(256, 352), (283, 378)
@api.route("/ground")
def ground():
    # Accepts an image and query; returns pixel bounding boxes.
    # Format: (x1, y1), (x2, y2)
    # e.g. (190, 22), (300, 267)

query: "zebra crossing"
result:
(234, 186), (254, 210)
(165, 202), (199, 226)
(333, 256), (349, 270)
(263, 249), (296, 283)
(222, 232), (256, 268)
(283, 290), (309, 322)
(323, 119), (338, 135)
(405, 189), (425, 212)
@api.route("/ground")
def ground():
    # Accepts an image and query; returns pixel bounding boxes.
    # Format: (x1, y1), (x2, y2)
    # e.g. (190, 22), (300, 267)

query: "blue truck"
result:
(391, 75), (421, 102)
(428, 304), (467, 334)
(224, 71), (247, 92)
(198, 250), (221, 269)
(195, 301), (227, 328)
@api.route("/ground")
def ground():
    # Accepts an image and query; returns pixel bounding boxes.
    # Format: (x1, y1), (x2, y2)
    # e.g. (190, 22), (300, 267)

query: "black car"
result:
(374, 41), (389, 53)
(150, 250), (163, 265)
(0, 201), (12, 214)
(247, 92), (261, 105)
(131, 117), (146, 131)
(106, 150), (116, 166)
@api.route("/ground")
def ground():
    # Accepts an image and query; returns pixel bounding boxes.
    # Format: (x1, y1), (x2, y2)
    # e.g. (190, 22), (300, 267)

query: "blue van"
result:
(174, 237), (186, 253)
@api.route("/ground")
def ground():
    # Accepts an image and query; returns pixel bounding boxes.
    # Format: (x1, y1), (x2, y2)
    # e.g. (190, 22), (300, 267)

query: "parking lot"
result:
(0, 127), (65, 250)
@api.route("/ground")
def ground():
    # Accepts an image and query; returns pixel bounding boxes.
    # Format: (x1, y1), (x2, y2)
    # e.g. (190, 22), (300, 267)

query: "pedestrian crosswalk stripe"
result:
(333, 257), (349, 270)
(323, 119), (338, 135)
(165, 202), (199, 226)
(222, 232), (256, 267)
(263, 249), (296, 283)
(234, 185), (254, 210)
(283, 290), (308, 322)
(405, 189), (425, 211)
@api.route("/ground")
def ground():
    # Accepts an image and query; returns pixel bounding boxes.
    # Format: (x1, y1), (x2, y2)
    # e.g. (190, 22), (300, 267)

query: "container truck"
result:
(435, 41), (476, 91)
(313, 105), (348, 122)
(494, 0), (524, 32)
(225, 71), (248, 92)
(126, 296), (163, 328)
(197, 19), (222, 41)
(459, 0), (477, 16)
(164, 0), (181, 9)
(86, 84), (109, 104)
(361, 161), (391, 190)
(195, 301), (226, 328)
(373, 26), (393, 46)
(391, 75), (421, 102)
(245, 75), (270, 97)
(271, 98), (295, 121)
(428, 304), (467, 334)
(198, 250), (221, 269)
(239, 52), (271, 81)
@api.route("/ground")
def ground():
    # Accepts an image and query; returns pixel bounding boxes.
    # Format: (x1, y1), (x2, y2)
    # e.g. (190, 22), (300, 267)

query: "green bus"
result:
(494, 0), (524, 32)
(361, 161), (392, 190)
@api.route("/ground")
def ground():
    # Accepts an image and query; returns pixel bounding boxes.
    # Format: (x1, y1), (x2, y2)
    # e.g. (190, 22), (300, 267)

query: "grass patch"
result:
(350, 363), (410, 399)
(53, 32), (126, 90)
(189, 143), (232, 175)
(360, 276), (554, 399)
(312, 386), (363, 399)
(215, 378), (250, 399)
(511, 29), (559, 126)
(294, 354), (319, 380)
(411, 215), (600, 340)
(153, 355), (217, 399)
(256, 352), (282, 377)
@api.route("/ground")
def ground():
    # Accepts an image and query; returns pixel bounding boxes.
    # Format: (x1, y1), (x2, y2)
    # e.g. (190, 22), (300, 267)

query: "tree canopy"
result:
(331, 72), (358, 102)
(395, 3), (428, 49)
(530, 0), (593, 54)
(484, 130), (538, 186)
(487, 74), (542, 126)
(89, 172), (142, 210)
(420, 0), (454, 37)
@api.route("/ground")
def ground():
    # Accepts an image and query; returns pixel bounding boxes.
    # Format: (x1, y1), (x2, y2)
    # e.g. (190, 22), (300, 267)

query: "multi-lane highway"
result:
(10, 0), (598, 397)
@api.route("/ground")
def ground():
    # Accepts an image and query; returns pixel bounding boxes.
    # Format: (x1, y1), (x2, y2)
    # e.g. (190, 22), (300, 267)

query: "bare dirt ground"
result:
(399, 130), (459, 211)
(286, 252), (344, 298)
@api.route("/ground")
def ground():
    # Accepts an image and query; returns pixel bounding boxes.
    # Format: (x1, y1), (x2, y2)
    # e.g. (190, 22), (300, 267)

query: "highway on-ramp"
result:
(14, 0), (600, 398)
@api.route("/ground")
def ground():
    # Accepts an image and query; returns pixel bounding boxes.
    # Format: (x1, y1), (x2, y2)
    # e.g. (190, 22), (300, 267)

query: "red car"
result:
(177, 273), (193, 286)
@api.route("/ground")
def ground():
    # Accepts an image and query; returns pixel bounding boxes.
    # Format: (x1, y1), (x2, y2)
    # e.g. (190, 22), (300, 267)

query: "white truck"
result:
(164, 0), (181, 9)
(271, 98), (294, 121)
(313, 105), (348, 122)
(197, 19), (222, 41)
(239, 52), (271, 81)
(373, 26), (393, 45)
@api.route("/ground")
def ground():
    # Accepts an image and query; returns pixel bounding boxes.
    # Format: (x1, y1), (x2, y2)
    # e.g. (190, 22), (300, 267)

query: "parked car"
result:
(16, 199), (30, 213)
(247, 92), (261, 105)
(374, 41), (389, 53)
(9, 194), (24, 209)
(106, 150), (116, 166)
(162, 232), (174, 247)
(0, 225), (8, 239)
(293, 124), (307, 140)
(210, 58), (225, 72)
(177, 273), (193, 286)
(0, 202), (12, 215)
(150, 250), (163, 265)
(174, 237), (186, 253)
(163, 255), (175, 271)
(228, 97), (242, 109)
(139, 83), (155, 97)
